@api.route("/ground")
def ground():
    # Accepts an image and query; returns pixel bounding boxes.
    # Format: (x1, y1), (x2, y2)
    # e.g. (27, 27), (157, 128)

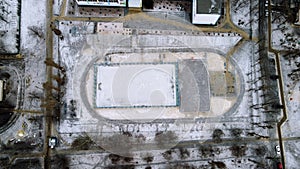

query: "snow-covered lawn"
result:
(279, 54), (300, 168)
(270, 12), (300, 51)
(0, 0), (20, 53)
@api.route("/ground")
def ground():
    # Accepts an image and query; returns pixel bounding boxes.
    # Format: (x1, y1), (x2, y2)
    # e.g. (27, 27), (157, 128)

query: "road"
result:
(266, 1), (291, 169)
(44, 0), (55, 168)
(53, 136), (300, 156)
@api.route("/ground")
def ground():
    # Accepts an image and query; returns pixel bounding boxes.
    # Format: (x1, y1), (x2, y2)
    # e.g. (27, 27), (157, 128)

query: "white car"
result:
(49, 137), (57, 149)
(275, 145), (281, 155)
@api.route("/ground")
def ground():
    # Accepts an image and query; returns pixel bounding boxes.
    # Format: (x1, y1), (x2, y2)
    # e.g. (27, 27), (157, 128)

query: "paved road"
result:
(266, 0), (293, 168)
(179, 59), (210, 112)
(44, 0), (55, 168)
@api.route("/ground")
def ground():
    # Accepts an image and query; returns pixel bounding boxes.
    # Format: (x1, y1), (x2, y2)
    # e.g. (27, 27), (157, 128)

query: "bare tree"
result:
(212, 129), (224, 143)
(108, 153), (133, 165)
(104, 165), (135, 169)
(100, 134), (133, 156)
(27, 26), (44, 39)
(230, 144), (247, 157)
(178, 148), (190, 159)
(10, 159), (42, 169)
(51, 155), (69, 169)
(108, 154), (122, 164)
(44, 58), (65, 72)
(199, 144), (214, 158)
(209, 161), (226, 169)
(142, 153), (154, 163)
(253, 145), (267, 156)
(0, 157), (9, 169)
(248, 158), (266, 169)
(155, 131), (178, 148)
(0, 15), (8, 23)
(230, 128), (242, 138)
(0, 40), (7, 53)
(165, 163), (196, 169)
(71, 134), (94, 150)
(162, 149), (174, 160)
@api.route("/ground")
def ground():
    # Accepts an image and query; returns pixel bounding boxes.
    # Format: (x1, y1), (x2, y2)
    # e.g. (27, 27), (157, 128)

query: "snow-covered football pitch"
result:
(94, 63), (179, 108)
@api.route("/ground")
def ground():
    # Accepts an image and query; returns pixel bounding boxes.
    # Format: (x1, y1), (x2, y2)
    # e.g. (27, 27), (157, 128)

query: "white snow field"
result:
(95, 63), (178, 108)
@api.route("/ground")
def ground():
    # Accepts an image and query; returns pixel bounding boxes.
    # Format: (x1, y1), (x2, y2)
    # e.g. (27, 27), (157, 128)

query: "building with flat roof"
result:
(76, 0), (223, 25)
(192, 0), (223, 25)
(76, 0), (127, 7)
(0, 80), (3, 102)
(76, 0), (142, 7)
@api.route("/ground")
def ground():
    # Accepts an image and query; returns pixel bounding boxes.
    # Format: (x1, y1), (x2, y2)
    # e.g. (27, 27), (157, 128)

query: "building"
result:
(295, 8), (300, 25)
(76, 0), (127, 7)
(291, 0), (300, 25)
(76, 0), (224, 25)
(192, 0), (223, 25)
(0, 80), (3, 102)
(76, 0), (142, 8)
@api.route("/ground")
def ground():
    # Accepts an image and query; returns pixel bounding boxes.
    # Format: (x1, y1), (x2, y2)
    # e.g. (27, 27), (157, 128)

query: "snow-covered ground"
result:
(230, 0), (259, 36)
(268, 4), (300, 169)
(0, 0), (20, 53)
(270, 11), (300, 51)
(20, 0), (47, 111)
(0, 0), (47, 148)
(284, 140), (300, 169)
(279, 54), (300, 168)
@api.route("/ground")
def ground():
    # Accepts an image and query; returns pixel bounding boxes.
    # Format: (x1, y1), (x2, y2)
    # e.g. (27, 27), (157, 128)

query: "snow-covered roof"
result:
(295, 9), (300, 25)
(192, 0), (222, 25)
(128, 0), (142, 8)
(76, 0), (126, 7)
(192, 14), (221, 25)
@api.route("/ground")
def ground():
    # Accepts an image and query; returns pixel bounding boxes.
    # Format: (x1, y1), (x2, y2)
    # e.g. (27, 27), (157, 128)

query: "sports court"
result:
(94, 63), (179, 108)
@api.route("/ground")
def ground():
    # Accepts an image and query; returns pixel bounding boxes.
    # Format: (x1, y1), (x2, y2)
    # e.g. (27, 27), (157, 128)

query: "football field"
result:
(94, 63), (178, 108)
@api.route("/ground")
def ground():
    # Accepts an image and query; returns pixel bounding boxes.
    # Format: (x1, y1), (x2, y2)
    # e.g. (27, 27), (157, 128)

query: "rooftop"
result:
(192, 0), (223, 25)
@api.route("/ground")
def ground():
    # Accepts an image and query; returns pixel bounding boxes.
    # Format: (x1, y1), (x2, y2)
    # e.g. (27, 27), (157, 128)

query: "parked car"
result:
(48, 137), (58, 149)
(277, 162), (283, 169)
(275, 145), (281, 155)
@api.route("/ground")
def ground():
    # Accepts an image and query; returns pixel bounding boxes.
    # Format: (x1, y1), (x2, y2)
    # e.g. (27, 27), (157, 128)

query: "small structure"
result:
(192, 0), (223, 25)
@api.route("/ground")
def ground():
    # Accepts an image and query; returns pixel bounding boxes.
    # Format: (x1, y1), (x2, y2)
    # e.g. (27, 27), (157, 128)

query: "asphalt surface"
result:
(179, 59), (210, 112)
